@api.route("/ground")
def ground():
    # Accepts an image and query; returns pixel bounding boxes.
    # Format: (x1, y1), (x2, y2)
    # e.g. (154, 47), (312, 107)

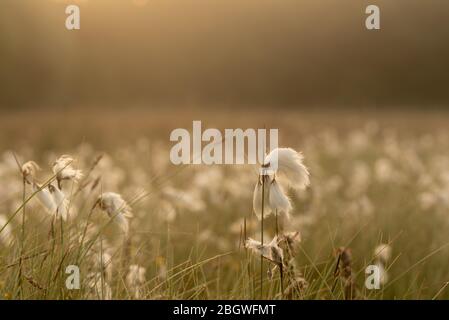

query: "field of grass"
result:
(0, 107), (449, 300)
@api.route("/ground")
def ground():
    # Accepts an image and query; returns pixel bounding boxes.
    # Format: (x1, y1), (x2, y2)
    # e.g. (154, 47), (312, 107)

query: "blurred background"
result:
(1, 1), (449, 299)
(1, 0), (449, 110)
(1, 0), (449, 151)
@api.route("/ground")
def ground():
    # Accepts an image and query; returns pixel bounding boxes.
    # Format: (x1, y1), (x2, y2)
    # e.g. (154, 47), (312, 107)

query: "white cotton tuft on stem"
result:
(95, 192), (133, 235)
(33, 183), (70, 220)
(374, 243), (392, 264)
(33, 183), (57, 215)
(245, 236), (284, 266)
(264, 148), (310, 189)
(52, 155), (83, 189)
(48, 184), (69, 221)
(376, 262), (389, 285)
(268, 179), (292, 219)
(0, 215), (13, 246)
(373, 243), (392, 286)
(126, 264), (146, 299)
(21, 161), (40, 184)
(252, 177), (271, 220)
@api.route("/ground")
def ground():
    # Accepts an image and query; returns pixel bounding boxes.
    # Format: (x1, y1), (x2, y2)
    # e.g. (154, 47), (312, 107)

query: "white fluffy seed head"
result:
(264, 148), (310, 189)
(268, 179), (292, 219)
(245, 236), (283, 266)
(22, 161), (40, 184)
(33, 183), (57, 215)
(96, 250), (113, 281)
(97, 192), (133, 217)
(376, 262), (389, 285)
(96, 192), (133, 234)
(162, 187), (206, 212)
(0, 215), (13, 246)
(127, 264), (146, 286)
(374, 244), (392, 264)
(252, 177), (272, 220)
(126, 264), (147, 299)
(48, 184), (69, 221)
(52, 155), (83, 186)
(33, 183), (69, 220)
(86, 272), (112, 300)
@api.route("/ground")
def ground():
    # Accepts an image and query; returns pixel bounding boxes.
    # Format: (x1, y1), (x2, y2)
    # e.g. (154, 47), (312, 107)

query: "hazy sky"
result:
(1, 0), (449, 109)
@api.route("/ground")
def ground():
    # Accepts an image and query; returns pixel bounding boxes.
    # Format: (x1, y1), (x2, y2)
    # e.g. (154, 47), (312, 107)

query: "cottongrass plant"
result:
(334, 247), (358, 300)
(33, 183), (57, 216)
(245, 236), (285, 295)
(126, 264), (147, 299)
(52, 155), (83, 189)
(0, 215), (13, 246)
(245, 237), (284, 267)
(277, 232), (307, 297)
(93, 192), (133, 235)
(11, 155), (82, 296)
(29, 156), (83, 225)
(373, 244), (392, 285)
(253, 148), (310, 221)
(16, 159), (43, 297)
(6, 151), (142, 300)
(86, 272), (113, 300)
(263, 148), (310, 189)
(250, 147), (310, 298)
(21, 161), (40, 184)
(4, 120), (449, 300)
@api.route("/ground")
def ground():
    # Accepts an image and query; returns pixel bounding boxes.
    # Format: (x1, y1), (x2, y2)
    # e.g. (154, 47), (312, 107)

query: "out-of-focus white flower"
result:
(157, 200), (177, 222)
(193, 167), (223, 190)
(52, 155), (83, 188)
(374, 158), (395, 183)
(373, 244), (391, 286)
(126, 264), (146, 299)
(268, 179), (292, 219)
(263, 148), (310, 190)
(162, 186), (206, 212)
(21, 161), (40, 184)
(48, 184), (69, 220)
(321, 130), (342, 156)
(346, 162), (371, 198)
(90, 246), (114, 282)
(0, 215), (13, 246)
(33, 183), (69, 220)
(419, 192), (438, 210)
(33, 183), (57, 215)
(324, 175), (343, 194)
(346, 196), (374, 218)
(95, 192), (133, 234)
(86, 272), (112, 300)
(348, 130), (370, 151)
(245, 236), (283, 266)
(374, 243), (392, 264)
(375, 262), (389, 285)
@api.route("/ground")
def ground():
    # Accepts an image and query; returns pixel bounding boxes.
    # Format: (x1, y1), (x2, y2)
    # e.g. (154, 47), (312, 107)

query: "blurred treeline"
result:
(1, 0), (448, 110)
